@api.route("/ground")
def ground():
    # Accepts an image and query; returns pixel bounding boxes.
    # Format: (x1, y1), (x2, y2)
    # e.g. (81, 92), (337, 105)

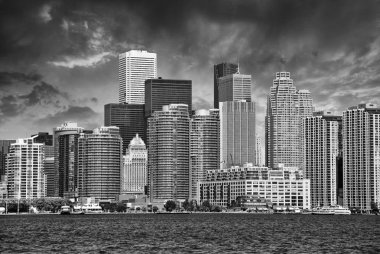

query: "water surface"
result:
(1, 214), (379, 253)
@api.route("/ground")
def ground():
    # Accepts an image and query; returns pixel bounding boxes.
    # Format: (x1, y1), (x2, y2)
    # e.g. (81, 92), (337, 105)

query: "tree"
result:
(189, 200), (197, 211)
(116, 203), (126, 213)
(201, 200), (211, 212)
(182, 199), (190, 211)
(164, 200), (176, 212)
(212, 205), (222, 212)
(152, 206), (159, 213)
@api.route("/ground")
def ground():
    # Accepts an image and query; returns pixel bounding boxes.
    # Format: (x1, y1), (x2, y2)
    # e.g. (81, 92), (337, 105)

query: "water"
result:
(1, 213), (379, 253)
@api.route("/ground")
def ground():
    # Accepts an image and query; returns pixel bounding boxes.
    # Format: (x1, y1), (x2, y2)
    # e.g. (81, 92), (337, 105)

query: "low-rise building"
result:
(197, 164), (310, 209)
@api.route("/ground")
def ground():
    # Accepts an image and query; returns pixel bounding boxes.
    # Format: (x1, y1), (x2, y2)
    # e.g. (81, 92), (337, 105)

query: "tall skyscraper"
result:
(0, 140), (15, 177)
(118, 50), (157, 104)
(343, 103), (380, 211)
(148, 104), (190, 201)
(218, 73), (252, 103)
(255, 136), (265, 166)
(303, 111), (340, 207)
(213, 62), (238, 108)
(54, 122), (84, 198)
(6, 137), (45, 199)
(145, 78), (192, 117)
(220, 100), (256, 169)
(190, 109), (219, 199)
(121, 134), (147, 195)
(77, 126), (122, 201)
(104, 103), (145, 154)
(266, 72), (313, 169)
(32, 132), (55, 197)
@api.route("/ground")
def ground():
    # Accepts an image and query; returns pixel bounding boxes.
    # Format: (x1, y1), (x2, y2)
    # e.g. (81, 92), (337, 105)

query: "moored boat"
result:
(331, 205), (351, 215)
(60, 205), (71, 215)
(311, 207), (335, 215)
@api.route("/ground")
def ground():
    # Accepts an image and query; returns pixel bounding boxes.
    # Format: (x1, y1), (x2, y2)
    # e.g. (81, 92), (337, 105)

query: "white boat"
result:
(312, 206), (351, 215)
(74, 203), (103, 214)
(60, 205), (71, 215)
(331, 205), (351, 215)
(311, 207), (335, 215)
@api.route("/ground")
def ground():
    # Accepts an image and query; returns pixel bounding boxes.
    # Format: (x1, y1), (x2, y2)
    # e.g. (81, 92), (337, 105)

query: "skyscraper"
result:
(121, 134), (147, 195)
(54, 122), (84, 198)
(145, 78), (192, 117)
(255, 136), (265, 166)
(220, 100), (256, 169)
(77, 126), (122, 201)
(266, 72), (313, 169)
(190, 109), (219, 199)
(0, 140), (15, 177)
(104, 103), (145, 154)
(218, 73), (252, 103)
(343, 103), (380, 211)
(32, 132), (55, 197)
(6, 137), (45, 199)
(213, 62), (238, 108)
(118, 50), (157, 104)
(303, 111), (340, 207)
(148, 104), (190, 201)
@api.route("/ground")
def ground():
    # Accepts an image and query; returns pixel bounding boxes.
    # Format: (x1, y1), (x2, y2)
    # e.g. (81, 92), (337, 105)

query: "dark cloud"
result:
(37, 106), (100, 128)
(0, 0), (379, 138)
(0, 71), (42, 86)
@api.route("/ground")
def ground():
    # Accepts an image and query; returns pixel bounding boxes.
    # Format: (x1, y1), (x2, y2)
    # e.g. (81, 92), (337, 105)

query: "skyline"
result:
(1, 0), (379, 139)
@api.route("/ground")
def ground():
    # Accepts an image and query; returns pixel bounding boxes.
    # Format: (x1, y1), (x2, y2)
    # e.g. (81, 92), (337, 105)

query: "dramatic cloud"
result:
(0, 0), (379, 138)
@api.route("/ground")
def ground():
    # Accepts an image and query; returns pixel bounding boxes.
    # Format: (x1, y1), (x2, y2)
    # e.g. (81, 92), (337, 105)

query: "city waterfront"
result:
(1, 214), (379, 253)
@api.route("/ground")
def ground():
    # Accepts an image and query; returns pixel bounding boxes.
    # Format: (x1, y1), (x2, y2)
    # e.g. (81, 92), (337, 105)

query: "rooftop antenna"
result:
(236, 56), (240, 74)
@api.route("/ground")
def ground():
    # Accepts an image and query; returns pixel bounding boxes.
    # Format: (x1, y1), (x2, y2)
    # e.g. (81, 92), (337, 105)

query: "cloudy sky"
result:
(0, 0), (379, 139)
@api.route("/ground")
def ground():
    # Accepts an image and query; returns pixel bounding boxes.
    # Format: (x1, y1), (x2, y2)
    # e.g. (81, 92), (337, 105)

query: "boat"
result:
(311, 207), (335, 215)
(331, 205), (351, 215)
(311, 206), (351, 215)
(60, 205), (71, 215)
(74, 203), (103, 214)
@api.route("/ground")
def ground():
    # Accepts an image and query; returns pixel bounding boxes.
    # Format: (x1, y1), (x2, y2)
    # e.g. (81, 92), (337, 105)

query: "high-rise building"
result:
(343, 103), (380, 211)
(303, 111), (340, 207)
(104, 103), (145, 154)
(148, 104), (190, 201)
(213, 62), (238, 108)
(77, 126), (122, 201)
(218, 73), (252, 103)
(6, 137), (45, 199)
(145, 78), (192, 117)
(190, 109), (219, 199)
(266, 72), (313, 169)
(255, 136), (265, 166)
(220, 100), (256, 169)
(119, 50), (157, 104)
(54, 122), (84, 198)
(32, 132), (55, 197)
(121, 134), (147, 195)
(0, 140), (15, 177)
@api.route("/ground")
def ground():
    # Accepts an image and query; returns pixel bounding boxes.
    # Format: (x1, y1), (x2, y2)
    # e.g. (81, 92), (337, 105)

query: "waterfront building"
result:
(6, 137), (46, 199)
(343, 103), (380, 211)
(104, 103), (145, 154)
(144, 78), (192, 117)
(77, 126), (122, 201)
(256, 136), (265, 166)
(198, 164), (310, 209)
(54, 122), (84, 198)
(218, 73), (252, 103)
(266, 72), (313, 169)
(213, 62), (238, 108)
(121, 134), (147, 195)
(118, 50), (157, 104)
(0, 140), (15, 177)
(32, 132), (55, 197)
(220, 100), (256, 169)
(148, 104), (190, 201)
(303, 111), (340, 207)
(190, 109), (219, 199)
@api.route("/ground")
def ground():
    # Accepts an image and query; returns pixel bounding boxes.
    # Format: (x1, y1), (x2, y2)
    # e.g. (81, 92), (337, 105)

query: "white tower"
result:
(118, 50), (157, 104)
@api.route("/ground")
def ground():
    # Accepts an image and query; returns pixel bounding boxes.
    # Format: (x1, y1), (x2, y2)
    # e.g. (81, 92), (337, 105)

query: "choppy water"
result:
(1, 213), (379, 253)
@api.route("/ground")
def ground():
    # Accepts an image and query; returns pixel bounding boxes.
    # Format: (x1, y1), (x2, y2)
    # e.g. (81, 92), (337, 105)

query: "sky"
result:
(0, 0), (379, 139)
